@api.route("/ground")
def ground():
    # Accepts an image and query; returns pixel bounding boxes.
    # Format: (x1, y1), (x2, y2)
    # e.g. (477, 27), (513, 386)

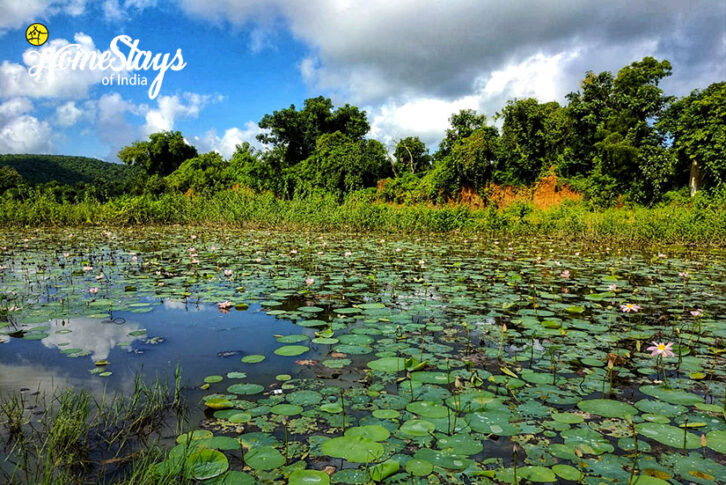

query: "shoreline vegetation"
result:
(1, 57), (724, 244)
(1, 189), (725, 245)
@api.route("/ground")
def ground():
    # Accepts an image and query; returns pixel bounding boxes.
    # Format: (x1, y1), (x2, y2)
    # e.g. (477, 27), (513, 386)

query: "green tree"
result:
(659, 82), (726, 194)
(294, 131), (392, 198)
(497, 98), (567, 184)
(0, 165), (24, 193)
(435, 109), (488, 159)
(257, 96), (370, 167)
(166, 151), (230, 193)
(564, 57), (676, 202)
(563, 70), (615, 176)
(394, 136), (431, 175)
(118, 131), (198, 176)
(425, 124), (499, 199)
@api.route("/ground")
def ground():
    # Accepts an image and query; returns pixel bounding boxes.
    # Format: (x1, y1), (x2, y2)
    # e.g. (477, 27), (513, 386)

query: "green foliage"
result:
(293, 132), (392, 199)
(118, 131), (198, 176)
(427, 125), (500, 198)
(497, 98), (567, 184)
(394, 136), (431, 174)
(0, 165), (24, 192)
(166, 151), (230, 194)
(0, 190), (724, 244)
(0, 154), (139, 188)
(660, 82), (726, 188)
(435, 109), (487, 159)
(257, 96), (370, 166)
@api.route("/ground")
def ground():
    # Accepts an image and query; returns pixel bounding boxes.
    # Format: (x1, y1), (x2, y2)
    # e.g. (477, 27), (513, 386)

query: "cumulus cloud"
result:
(101, 0), (156, 22)
(0, 0), (86, 32)
(55, 101), (83, 126)
(0, 97), (54, 153)
(192, 121), (263, 159)
(141, 92), (217, 135)
(181, 0), (725, 105)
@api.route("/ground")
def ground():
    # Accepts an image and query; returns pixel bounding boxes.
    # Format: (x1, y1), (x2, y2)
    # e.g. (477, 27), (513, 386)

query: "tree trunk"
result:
(689, 159), (704, 197)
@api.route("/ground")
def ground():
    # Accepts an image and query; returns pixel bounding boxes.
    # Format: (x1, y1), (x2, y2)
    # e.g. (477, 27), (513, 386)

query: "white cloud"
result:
(55, 100), (83, 126)
(181, 0), (726, 109)
(94, 92), (140, 156)
(102, 0), (157, 21)
(0, 97), (53, 153)
(141, 92), (216, 135)
(0, 97), (33, 121)
(193, 121), (263, 159)
(369, 95), (479, 149)
(0, 0), (86, 32)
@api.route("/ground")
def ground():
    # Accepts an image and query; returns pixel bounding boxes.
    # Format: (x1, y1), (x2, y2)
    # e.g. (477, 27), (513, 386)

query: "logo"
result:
(26, 34), (187, 100)
(26, 23), (49, 46)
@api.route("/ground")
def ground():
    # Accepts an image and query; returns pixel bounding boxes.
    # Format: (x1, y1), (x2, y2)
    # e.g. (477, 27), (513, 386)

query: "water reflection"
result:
(41, 317), (144, 361)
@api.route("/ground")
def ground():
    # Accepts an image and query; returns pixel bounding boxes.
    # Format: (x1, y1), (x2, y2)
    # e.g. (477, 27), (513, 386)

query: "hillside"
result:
(0, 154), (140, 186)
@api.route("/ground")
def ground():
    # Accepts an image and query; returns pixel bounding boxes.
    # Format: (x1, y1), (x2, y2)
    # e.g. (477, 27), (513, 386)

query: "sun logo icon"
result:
(26, 23), (49, 46)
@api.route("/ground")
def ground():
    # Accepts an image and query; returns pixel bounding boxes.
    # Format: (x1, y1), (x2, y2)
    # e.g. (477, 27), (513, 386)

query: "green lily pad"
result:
(321, 436), (384, 463)
(241, 355), (265, 364)
(274, 345), (309, 356)
(245, 446), (285, 470)
(288, 469), (330, 485)
(577, 399), (637, 418)
(186, 448), (228, 480)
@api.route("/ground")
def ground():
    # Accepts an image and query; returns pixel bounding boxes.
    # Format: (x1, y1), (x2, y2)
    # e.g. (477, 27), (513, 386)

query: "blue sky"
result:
(0, 0), (724, 161)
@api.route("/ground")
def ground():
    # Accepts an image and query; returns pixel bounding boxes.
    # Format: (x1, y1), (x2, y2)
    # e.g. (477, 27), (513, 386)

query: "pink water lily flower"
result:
(560, 270), (571, 279)
(620, 303), (641, 313)
(89, 287), (98, 295)
(224, 269), (233, 277)
(690, 309), (703, 317)
(344, 251), (352, 257)
(305, 277), (315, 286)
(217, 301), (233, 310)
(647, 341), (675, 358)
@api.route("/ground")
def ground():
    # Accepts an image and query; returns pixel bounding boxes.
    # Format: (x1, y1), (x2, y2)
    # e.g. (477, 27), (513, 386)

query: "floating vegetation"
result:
(0, 227), (725, 484)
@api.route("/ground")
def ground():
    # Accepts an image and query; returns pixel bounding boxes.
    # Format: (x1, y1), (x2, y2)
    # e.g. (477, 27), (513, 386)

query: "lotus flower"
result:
(620, 303), (641, 313)
(217, 301), (233, 310)
(647, 341), (675, 358)
(608, 284), (618, 291)
(305, 277), (314, 286)
(224, 269), (233, 277)
(344, 251), (352, 257)
(255, 257), (262, 263)
(131, 255), (138, 262)
(82, 265), (93, 272)
(690, 309), (703, 317)
(560, 269), (570, 279)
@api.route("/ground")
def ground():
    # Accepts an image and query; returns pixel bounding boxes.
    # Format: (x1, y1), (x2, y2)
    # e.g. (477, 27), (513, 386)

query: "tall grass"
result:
(0, 368), (186, 484)
(1, 189), (724, 245)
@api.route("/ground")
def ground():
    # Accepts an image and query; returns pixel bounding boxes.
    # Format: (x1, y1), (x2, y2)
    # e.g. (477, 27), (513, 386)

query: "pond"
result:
(1, 227), (725, 484)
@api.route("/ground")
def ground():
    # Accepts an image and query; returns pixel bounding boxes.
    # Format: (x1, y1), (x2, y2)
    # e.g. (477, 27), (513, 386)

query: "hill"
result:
(0, 154), (140, 186)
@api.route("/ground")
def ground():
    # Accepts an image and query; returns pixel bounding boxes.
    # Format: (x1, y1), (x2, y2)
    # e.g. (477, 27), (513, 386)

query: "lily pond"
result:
(1, 227), (725, 485)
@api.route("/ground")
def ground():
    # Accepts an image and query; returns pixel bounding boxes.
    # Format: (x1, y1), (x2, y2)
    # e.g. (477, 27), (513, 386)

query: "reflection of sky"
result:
(41, 317), (144, 361)
(0, 302), (326, 406)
